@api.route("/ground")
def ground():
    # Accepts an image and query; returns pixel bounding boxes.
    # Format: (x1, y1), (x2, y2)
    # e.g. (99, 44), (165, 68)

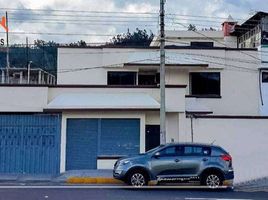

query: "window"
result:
(190, 42), (214, 48)
(262, 72), (268, 83)
(107, 72), (136, 85)
(159, 146), (184, 157)
(184, 146), (211, 156)
(138, 73), (160, 85)
(190, 72), (220, 96)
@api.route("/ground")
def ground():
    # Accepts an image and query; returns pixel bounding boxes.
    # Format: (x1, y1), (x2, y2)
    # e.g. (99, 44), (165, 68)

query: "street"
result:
(0, 187), (267, 200)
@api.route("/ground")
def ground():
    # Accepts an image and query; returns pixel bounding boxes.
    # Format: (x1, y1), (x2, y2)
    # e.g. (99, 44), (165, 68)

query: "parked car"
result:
(113, 143), (234, 188)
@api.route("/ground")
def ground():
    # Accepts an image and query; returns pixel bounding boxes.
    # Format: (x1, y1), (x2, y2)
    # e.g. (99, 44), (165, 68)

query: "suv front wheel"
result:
(127, 171), (148, 186)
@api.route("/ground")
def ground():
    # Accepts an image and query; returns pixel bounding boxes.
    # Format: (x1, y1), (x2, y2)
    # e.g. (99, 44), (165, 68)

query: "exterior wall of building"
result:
(0, 86), (48, 112)
(57, 47), (259, 115)
(182, 117), (268, 183)
(150, 30), (227, 47)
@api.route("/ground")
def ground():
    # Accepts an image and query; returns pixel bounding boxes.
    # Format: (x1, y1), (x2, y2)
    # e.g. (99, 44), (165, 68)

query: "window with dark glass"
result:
(159, 146), (184, 157)
(138, 73), (159, 85)
(190, 72), (220, 96)
(183, 146), (211, 156)
(107, 72), (137, 85)
(262, 72), (268, 83)
(190, 42), (214, 48)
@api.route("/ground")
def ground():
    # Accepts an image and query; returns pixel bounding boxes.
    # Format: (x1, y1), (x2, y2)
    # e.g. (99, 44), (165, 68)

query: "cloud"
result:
(0, 0), (267, 44)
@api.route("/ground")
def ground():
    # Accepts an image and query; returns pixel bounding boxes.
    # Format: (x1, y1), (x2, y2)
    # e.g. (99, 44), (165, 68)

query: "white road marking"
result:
(185, 198), (252, 200)
(0, 185), (228, 189)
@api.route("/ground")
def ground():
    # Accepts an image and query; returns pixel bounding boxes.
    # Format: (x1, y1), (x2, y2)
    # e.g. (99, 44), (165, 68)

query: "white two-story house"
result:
(0, 14), (267, 182)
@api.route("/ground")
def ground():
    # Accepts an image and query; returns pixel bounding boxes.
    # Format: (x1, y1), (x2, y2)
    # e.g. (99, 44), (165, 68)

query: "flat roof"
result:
(58, 45), (257, 51)
(232, 11), (268, 36)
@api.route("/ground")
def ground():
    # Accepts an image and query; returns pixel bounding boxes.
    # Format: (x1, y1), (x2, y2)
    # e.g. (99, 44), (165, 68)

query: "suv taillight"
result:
(221, 154), (232, 162)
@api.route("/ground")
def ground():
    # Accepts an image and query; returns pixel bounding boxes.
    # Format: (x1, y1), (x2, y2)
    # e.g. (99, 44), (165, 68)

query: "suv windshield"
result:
(145, 145), (165, 154)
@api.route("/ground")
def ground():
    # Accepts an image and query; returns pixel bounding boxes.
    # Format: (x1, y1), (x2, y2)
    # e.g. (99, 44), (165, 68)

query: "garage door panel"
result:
(0, 114), (61, 174)
(99, 119), (140, 156)
(66, 119), (98, 170)
(66, 118), (140, 170)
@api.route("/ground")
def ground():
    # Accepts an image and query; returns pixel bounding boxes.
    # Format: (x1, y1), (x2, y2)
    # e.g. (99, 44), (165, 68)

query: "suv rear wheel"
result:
(127, 171), (148, 186)
(202, 173), (223, 188)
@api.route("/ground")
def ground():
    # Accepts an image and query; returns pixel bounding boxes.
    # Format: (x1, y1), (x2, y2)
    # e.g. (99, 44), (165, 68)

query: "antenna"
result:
(211, 140), (216, 145)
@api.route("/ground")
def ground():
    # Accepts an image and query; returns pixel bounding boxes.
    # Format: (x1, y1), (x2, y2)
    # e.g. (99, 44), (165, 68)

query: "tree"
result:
(107, 28), (154, 47)
(69, 40), (87, 47)
(188, 24), (197, 31)
(202, 27), (217, 31)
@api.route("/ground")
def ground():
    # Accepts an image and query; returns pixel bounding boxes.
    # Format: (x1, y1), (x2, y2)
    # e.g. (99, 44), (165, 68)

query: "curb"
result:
(66, 177), (123, 184)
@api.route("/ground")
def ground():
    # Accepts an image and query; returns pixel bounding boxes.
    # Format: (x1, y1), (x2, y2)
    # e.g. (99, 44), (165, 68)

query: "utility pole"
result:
(6, 11), (10, 83)
(160, 0), (166, 144)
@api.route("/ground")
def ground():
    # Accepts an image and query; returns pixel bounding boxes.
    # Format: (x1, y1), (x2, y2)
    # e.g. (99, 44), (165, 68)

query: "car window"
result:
(184, 146), (211, 156)
(159, 146), (184, 157)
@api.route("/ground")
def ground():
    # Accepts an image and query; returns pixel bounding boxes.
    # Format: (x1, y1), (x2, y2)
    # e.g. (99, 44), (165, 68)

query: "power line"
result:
(8, 12), (158, 19)
(167, 56), (258, 72)
(0, 7), (157, 15)
(9, 17), (158, 23)
(0, 31), (117, 36)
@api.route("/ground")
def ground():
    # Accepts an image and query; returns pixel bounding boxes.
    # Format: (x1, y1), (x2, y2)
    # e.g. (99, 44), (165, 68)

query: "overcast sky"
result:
(0, 0), (268, 45)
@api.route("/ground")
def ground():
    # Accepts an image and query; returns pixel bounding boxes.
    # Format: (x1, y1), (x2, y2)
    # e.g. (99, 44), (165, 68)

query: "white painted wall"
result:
(150, 30), (226, 47)
(182, 117), (268, 183)
(57, 47), (260, 115)
(97, 159), (118, 169)
(0, 87), (48, 112)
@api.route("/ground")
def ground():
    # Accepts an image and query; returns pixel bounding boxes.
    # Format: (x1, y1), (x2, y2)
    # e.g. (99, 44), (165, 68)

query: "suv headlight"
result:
(121, 160), (130, 165)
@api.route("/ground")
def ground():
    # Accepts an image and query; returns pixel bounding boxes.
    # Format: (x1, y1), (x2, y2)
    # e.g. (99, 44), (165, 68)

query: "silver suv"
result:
(113, 143), (234, 188)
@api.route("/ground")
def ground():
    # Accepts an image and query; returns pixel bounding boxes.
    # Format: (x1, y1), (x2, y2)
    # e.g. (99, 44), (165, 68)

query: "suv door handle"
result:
(174, 159), (180, 163)
(202, 158), (208, 161)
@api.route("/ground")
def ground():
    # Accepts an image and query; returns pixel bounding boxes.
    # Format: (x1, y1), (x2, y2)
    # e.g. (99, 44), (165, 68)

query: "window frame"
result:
(158, 145), (184, 157)
(107, 71), (137, 86)
(262, 72), (268, 83)
(189, 72), (221, 98)
(183, 145), (211, 156)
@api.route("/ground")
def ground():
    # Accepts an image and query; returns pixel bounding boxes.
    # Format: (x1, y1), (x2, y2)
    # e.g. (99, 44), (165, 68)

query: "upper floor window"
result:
(262, 72), (268, 83)
(190, 42), (214, 48)
(107, 72), (137, 85)
(190, 72), (220, 96)
(138, 72), (160, 85)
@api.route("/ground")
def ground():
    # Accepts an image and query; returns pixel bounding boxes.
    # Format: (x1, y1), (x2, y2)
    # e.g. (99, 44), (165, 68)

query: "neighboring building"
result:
(0, 12), (267, 183)
(0, 67), (56, 85)
(150, 15), (238, 48)
(230, 11), (268, 115)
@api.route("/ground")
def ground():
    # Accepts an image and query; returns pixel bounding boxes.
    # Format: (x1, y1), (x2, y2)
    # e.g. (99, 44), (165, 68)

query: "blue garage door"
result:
(66, 119), (140, 170)
(66, 119), (98, 170)
(0, 114), (61, 175)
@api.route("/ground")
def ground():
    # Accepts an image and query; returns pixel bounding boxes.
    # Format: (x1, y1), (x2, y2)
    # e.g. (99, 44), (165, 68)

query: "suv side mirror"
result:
(154, 152), (160, 158)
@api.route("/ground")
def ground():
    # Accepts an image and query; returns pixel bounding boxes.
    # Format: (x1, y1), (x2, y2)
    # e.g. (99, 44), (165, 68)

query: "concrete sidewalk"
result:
(0, 170), (123, 185)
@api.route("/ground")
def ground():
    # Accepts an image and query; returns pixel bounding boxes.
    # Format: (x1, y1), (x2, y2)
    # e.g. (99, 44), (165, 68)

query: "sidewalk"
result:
(0, 171), (267, 191)
(0, 170), (123, 185)
(235, 177), (268, 192)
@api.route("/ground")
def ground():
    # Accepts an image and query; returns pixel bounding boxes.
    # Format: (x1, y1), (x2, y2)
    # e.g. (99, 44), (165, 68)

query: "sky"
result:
(0, 0), (268, 45)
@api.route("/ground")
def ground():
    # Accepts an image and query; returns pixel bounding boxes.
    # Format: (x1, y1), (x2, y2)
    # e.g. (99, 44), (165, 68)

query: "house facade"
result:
(0, 13), (268, 182)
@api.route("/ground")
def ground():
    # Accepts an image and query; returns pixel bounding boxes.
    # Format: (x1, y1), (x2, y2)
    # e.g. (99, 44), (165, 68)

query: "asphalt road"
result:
(0, 187), (267, 200)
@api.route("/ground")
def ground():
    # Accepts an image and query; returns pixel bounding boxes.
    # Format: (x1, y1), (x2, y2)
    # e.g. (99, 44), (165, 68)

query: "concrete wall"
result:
(0, 87), (48, 112)
(182, 117), (268, 183)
